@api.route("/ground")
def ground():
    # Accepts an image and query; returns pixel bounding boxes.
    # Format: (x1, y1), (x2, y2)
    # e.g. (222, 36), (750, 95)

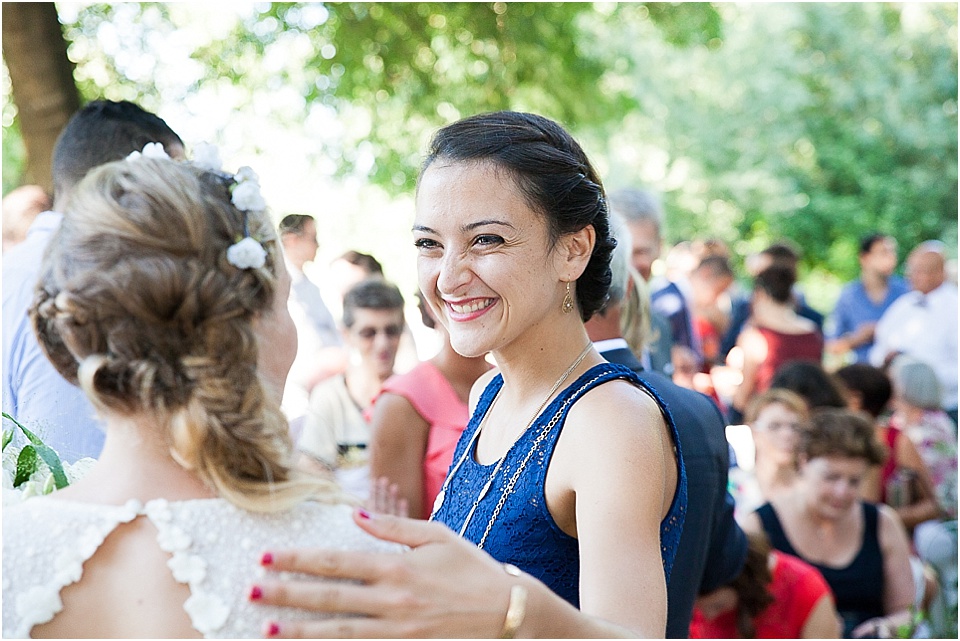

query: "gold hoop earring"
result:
(562, 281), (575, 314)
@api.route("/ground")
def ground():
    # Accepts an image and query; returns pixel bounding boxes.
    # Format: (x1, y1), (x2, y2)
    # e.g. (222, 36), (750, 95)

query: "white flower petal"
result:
(168, 553), (207, 583)
(17, 585), (63, 630)
(19, 480), (42, 500)
(157, 525), (192, 552)
(231, 180), (267, 211)
(54, 560), (84, 584)
(63, 457), (97, 484)
(235, 166), (260, 184)
(144, 498), (172, 523)
(226, 237), (267, 270)
(183, 592), (230, 634)
(141, 142), (171, 159)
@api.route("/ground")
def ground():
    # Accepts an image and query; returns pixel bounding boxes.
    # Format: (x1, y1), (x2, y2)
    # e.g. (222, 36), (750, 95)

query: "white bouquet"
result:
(2, 412), (95, 505)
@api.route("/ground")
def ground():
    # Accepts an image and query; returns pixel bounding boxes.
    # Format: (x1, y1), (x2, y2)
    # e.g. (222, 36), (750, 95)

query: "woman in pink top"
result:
(369, 293), (491, 518)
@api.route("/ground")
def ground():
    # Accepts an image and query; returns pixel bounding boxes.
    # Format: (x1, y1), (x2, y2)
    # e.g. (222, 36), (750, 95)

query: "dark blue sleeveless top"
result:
(432, 362), (687, 608)
(757, 501), (885, 638)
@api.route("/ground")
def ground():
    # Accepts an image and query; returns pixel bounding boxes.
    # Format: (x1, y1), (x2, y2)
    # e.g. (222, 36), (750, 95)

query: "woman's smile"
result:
(445, 296), (498, 321)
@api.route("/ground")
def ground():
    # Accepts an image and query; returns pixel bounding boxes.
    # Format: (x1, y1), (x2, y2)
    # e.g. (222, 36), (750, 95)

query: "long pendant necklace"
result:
(430, 342), (594, 537)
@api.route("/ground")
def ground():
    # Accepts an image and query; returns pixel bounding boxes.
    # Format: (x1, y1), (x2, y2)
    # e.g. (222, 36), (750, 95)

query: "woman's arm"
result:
(800, 593), (842, 638)
(878, 505), (916, 616)
(549, 381), (674, 636)
(731, 327), (766, 413)
(891, 432), (942, 529)
(368, 392), (430, 519)
(851, 505), (916, 638)
(253, 511), (638, 638)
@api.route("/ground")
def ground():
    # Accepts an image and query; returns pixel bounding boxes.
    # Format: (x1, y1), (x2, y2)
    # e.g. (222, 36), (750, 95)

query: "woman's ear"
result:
(556, 225), (596, 280)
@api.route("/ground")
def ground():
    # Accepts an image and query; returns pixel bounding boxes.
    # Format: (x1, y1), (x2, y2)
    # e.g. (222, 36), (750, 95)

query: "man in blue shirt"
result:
(2, 100), (183, 462)
(826, 233), (910, 364)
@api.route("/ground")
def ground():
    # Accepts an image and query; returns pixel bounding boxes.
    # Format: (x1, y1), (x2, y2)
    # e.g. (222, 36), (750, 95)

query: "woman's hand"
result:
(366, 475), (410, 518)
(851, 611), (912, 639)
(252, 510), (518, 638)
(251, 510), (636, 638)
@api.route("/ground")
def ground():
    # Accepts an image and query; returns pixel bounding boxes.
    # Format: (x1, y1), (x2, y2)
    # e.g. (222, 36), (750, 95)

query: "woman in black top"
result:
(742, 408), (915, 638)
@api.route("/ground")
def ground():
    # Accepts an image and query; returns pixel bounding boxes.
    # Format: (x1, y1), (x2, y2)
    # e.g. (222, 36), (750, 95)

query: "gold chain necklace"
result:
(430, 342), (594, 533)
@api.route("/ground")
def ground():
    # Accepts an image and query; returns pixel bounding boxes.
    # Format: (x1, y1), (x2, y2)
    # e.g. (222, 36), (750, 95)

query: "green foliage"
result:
(184, 2), (718, 189)
(1, 119), (25, 195)
(2, 2), (955, 288)
(581, 2), (956, 290)
(3, 412), (70, 490)
(13, 445), (39, 487)
(1, 59), (26, 195)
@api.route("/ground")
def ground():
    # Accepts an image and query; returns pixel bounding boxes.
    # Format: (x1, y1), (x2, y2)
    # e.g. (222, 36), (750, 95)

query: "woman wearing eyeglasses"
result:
(729, 388), (810, 523)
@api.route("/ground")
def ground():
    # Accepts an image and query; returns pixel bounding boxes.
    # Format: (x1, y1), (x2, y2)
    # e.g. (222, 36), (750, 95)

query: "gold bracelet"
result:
(499, 564), (528, 639)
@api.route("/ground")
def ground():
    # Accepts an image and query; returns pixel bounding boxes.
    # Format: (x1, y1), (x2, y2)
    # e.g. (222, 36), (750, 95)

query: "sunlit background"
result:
(3, 2), (957, 309)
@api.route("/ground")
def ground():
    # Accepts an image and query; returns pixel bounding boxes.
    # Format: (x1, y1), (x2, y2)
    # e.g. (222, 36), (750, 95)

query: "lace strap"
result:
(2, 499), (143, 638)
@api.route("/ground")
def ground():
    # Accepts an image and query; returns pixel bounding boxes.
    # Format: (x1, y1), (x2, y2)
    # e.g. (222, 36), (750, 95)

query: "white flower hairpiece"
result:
(126, 142), (170, 162)
(230, 177), (267, 212)
(226, 237), (267, 270)
(225, 161), (268, 270)
(124, 140), (268, 271)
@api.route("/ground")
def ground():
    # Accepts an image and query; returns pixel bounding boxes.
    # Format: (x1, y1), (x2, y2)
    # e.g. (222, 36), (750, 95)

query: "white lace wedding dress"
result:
(2, 497), (402, 638)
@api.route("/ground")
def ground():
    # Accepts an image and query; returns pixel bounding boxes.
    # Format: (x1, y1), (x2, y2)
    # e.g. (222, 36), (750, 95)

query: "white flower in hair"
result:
(126, 142), (171, 162)
(191, 142), (222, 171)
(231, 180), (266, 212)
(234, 166), (260, 185)
(226, 237), (267, 270)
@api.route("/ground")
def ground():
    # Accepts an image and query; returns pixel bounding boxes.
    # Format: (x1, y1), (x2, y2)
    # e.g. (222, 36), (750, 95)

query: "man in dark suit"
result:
(586, 213), (747, 638)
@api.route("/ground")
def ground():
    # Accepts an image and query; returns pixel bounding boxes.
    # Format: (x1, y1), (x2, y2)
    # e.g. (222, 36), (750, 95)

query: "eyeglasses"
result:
(755, 421), (803, 433)
(355, 324), (403, 340)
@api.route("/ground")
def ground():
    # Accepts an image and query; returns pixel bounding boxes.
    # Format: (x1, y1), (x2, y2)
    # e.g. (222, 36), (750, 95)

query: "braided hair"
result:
(31, 158), (339, 512)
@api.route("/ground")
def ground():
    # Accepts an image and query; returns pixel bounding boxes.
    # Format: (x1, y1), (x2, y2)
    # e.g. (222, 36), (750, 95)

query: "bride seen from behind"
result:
(1, 154), (400, 638)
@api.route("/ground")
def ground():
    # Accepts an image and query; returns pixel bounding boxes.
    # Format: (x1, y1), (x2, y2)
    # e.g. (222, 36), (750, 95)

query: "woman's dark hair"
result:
(770, 360), (849, 409)
(728, 532), (776, 638)
(420, 111), (614, 321)
(834, 363), (892, 419)
(753, 263), (796, 304)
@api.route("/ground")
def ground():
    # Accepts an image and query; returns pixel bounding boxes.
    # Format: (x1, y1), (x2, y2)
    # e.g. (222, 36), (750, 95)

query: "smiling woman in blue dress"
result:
(420, 112), (686, 635)
(254, 111), (687, 638)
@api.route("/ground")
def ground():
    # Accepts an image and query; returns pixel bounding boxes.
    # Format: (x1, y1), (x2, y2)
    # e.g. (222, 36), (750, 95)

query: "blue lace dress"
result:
(431, 362), (687, 608)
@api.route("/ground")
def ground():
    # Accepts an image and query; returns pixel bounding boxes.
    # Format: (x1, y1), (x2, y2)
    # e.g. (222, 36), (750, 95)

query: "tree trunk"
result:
(2, 2), (80, 193)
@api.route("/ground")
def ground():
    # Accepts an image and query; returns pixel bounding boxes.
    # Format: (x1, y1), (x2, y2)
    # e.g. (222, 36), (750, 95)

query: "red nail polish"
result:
(266, 621), (281, 637)
(261, 552), (274, 566)
(357, 507), (372, 520)
(249, 585), (263, 601)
